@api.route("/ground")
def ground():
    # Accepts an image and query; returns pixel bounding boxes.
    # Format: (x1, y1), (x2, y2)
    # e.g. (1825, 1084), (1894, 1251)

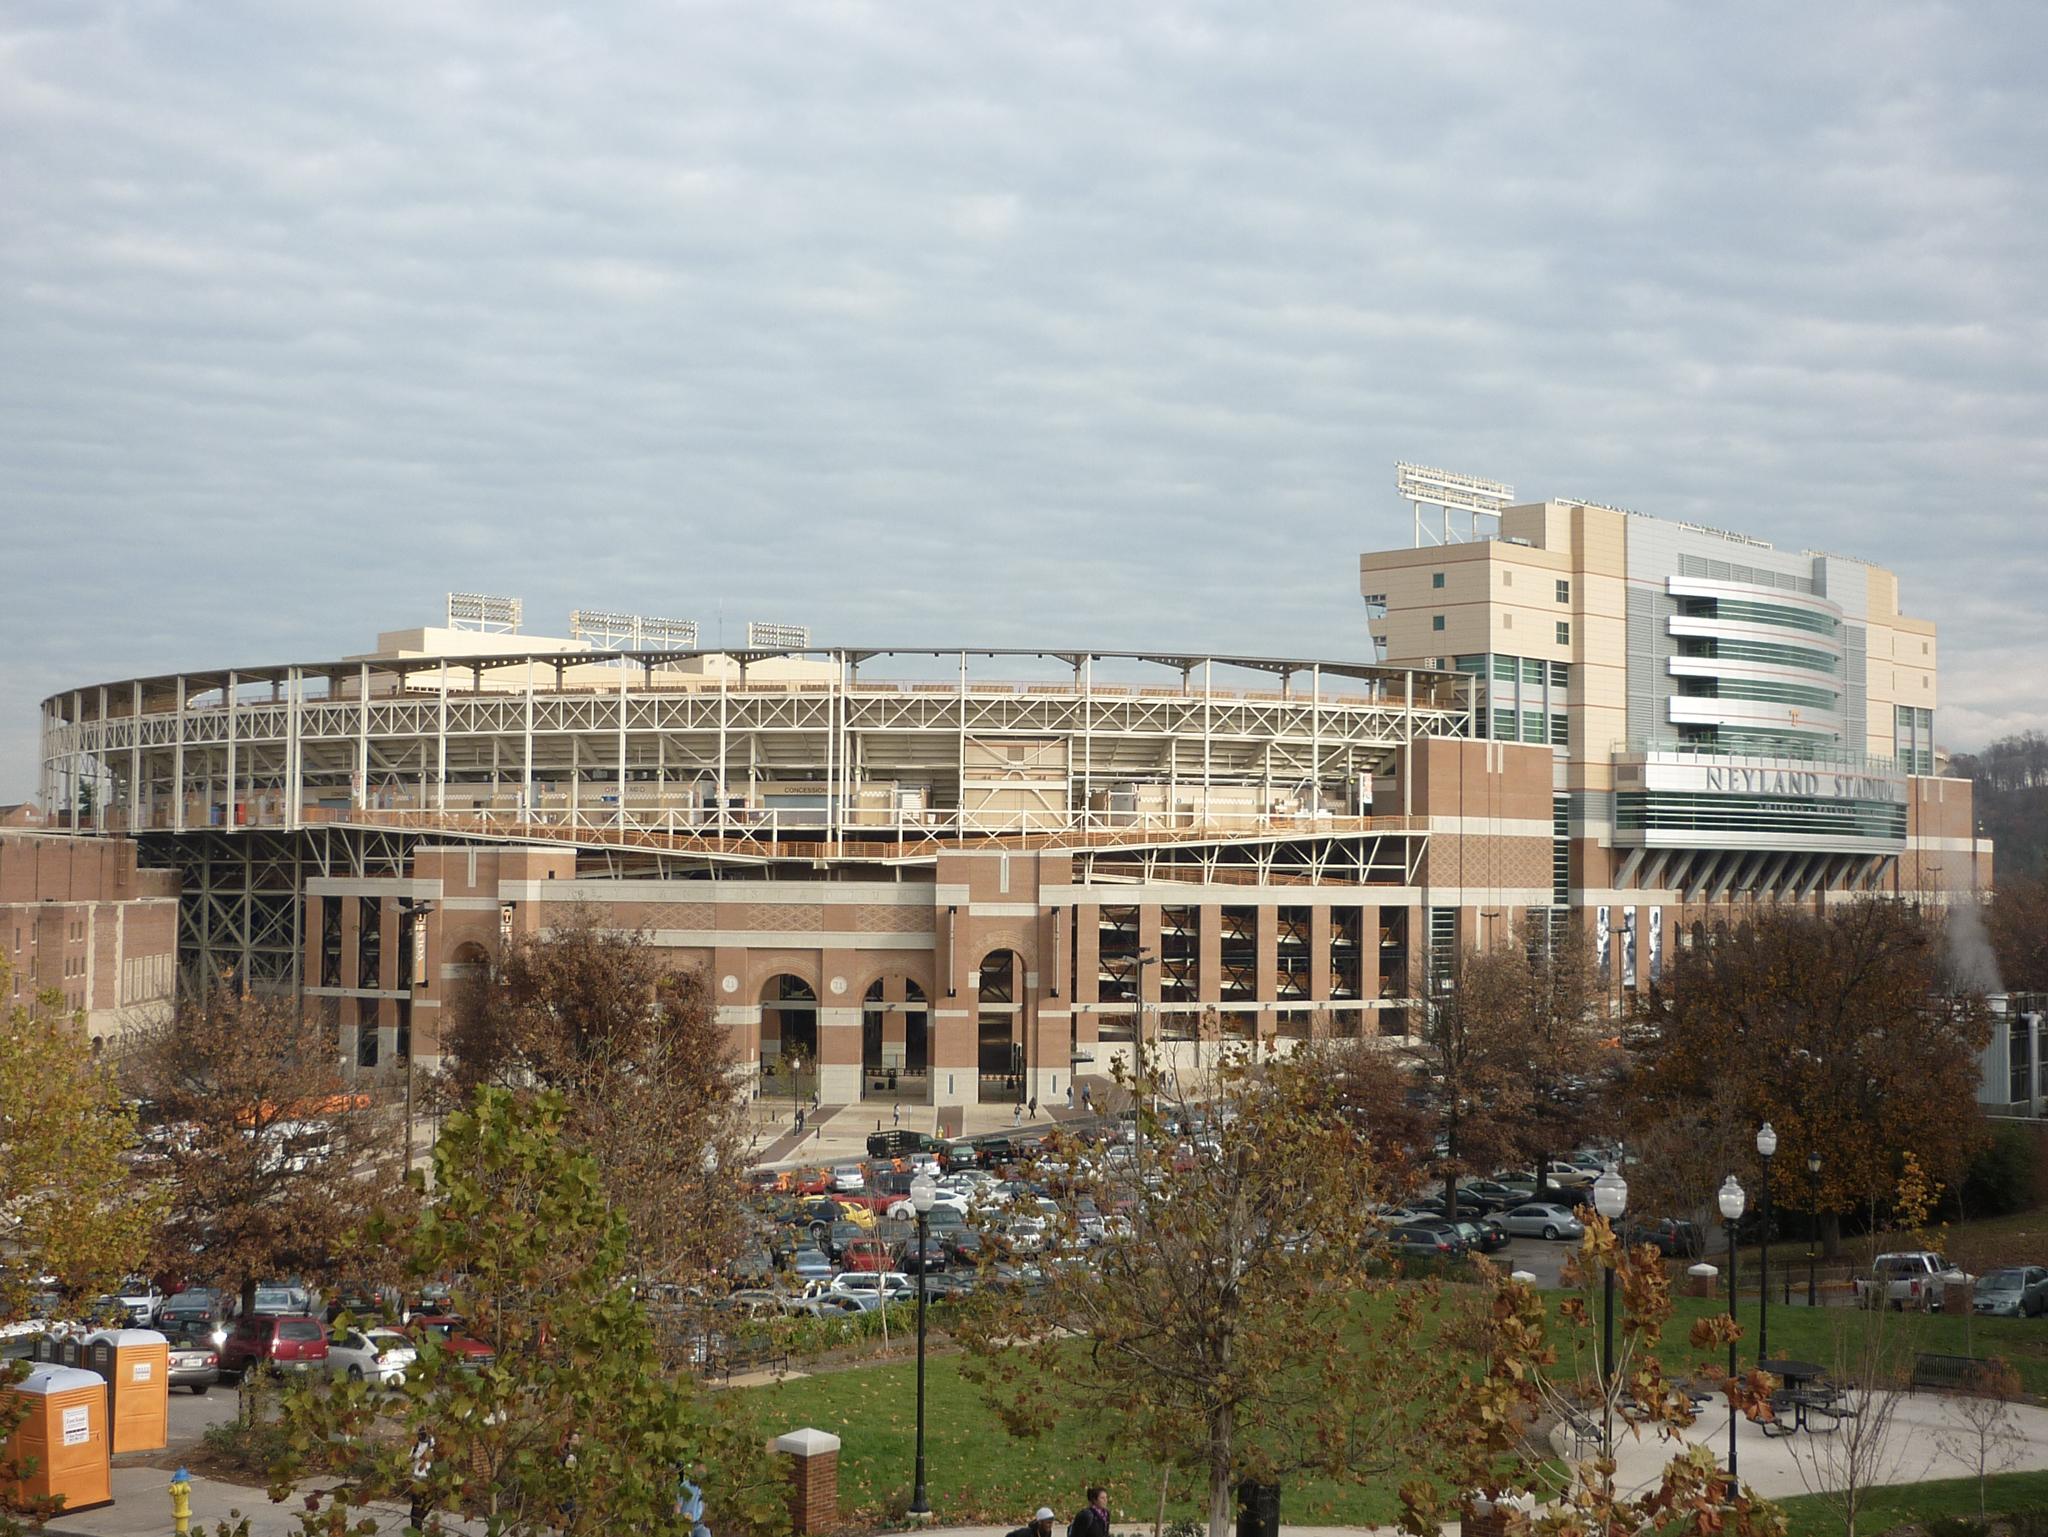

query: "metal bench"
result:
(1911, 1353), (1981, 1392)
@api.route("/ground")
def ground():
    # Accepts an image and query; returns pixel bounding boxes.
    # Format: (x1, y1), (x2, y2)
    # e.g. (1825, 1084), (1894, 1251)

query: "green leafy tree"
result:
(268, 1088), (784, 1537)
(958, 1046), (1455, 1537)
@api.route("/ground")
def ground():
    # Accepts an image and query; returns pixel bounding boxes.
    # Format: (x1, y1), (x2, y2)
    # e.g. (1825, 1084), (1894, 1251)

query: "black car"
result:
(159, 1288), (229, 1343)
(1455, 1219), (1511, 1255)
(1390, 1224), (1468, 1259)
(1624, 1218), (1704, 1258)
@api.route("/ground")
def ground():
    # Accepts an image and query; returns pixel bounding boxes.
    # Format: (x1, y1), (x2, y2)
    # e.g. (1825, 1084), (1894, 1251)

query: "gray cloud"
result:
(4, 0), (2046, 798)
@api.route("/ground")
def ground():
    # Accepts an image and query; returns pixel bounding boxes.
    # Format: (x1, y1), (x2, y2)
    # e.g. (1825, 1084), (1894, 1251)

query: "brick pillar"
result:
(775, 1427), (840, 1535)
(1685, 1263), (1719, 1299)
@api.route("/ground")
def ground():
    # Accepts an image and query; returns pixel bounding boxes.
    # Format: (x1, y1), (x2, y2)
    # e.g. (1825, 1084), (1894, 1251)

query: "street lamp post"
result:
(1592, 1167), (1630, 1454)
(1806, 1151), (1822, 1308)
(1756, 1122), (1777, 1358)
(1718, 1175), (1747, 1485)
(908, 1171), (936, 1517)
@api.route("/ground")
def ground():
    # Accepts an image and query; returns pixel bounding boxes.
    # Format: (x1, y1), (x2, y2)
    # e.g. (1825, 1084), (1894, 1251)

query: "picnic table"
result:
(1759, 1357), (1854, 1435)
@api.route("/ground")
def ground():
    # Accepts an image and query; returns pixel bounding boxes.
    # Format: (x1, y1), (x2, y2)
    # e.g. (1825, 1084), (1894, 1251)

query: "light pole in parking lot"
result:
(1806, 1151), (1822, 1308)
(1591, 1166), (1628, 1455)
(1718, 1175), (1747, 1485)
(908, 1170), (936, 1517)
(1755, 1122), (1777, 1359)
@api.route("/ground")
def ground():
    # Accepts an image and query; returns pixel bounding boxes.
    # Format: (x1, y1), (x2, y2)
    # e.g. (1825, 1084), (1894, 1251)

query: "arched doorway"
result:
(977, 949), (1023, 1105)
(759, 974), (818, 1106)
(861, 978), (930, 1101)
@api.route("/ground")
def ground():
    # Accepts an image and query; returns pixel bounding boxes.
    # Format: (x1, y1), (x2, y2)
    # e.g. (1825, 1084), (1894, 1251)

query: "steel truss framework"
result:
(139, 826), (417, 997)
(43, 647), (1471, 858)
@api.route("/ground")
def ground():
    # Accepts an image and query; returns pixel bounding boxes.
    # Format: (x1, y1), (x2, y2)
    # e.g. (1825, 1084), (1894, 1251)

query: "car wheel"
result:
(1543, 1225), (1559, 1241)
(189, 1384), (208, 1396)
(348, 1365), (363, 1381)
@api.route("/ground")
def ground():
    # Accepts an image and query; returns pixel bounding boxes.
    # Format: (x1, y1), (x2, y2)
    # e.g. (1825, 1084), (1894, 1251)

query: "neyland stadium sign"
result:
(1626, 756), (1908, 805)
(1701, 764), (1904, 803)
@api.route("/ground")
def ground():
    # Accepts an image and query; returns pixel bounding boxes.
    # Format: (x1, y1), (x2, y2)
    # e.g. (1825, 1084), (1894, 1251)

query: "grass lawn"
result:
(734, 1335), (1448, 1528)
(1655, 1295), (2048, 1397)
(1775, 1468), (2048, 1536)
(730, 1280), (2048, 1528)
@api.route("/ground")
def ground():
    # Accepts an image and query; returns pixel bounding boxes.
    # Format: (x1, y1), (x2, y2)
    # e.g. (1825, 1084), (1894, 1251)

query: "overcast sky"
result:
(4, 1), (2045, 801)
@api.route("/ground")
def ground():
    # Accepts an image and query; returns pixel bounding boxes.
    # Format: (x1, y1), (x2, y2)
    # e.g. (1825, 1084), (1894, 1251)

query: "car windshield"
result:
(1980, 1271), (2022, 1290)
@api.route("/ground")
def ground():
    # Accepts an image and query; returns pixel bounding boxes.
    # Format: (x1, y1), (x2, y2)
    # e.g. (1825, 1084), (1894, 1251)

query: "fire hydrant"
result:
(170, 1466), (192, 1536)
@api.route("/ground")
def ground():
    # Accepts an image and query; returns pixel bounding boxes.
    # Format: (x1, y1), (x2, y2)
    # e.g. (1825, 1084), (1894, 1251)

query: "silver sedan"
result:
(1498, 1203), (1586, 1241)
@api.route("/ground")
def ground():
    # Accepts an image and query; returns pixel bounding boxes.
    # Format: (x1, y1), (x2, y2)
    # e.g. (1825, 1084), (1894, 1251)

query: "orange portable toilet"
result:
(86, 1328), (170, 1453)
(4, 1364), (112, 1515)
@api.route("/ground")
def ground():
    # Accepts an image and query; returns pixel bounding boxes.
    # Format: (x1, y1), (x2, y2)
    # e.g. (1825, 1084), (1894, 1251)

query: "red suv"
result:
(219, 1314), (329, 1378)
(407, 1315), (497, 1369)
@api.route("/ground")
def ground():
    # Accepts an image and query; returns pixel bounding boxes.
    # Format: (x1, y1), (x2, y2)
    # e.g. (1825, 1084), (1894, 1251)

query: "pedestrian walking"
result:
(1069, 1487), (1110, 1537)
(1081, 1085), (1093, 1112)
(1012, 1100), (1023, 1126)
(1065, 1084), (1074, 1110)
(1007, 1508), (1058, 1537)
(893, 1102), (901, 1126)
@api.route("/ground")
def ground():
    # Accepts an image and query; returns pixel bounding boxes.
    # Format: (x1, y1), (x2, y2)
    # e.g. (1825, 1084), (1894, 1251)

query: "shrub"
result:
(1924, 1516), (1992, 1537)
(1960, 1123), (2041, 1217)
(2004, 1507), (2048, 1537)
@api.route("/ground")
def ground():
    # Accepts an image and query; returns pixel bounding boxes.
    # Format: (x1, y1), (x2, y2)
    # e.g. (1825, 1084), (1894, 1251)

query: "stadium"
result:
(35, 602), (1490, 1110)
(35, 474), (1991, 1114)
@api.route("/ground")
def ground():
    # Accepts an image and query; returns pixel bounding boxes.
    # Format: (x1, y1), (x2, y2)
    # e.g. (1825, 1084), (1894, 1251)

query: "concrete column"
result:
(816, 1005), (861, 1105)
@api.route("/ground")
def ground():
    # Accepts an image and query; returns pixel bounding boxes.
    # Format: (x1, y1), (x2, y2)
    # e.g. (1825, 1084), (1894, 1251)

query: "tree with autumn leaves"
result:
(438, 907), (749, 1291)
(2, 962), (162, 1537)
(122, 988), (409, 1315)
(1630, 899), (1989, 1255)
(959, 1046), (1477, 1537)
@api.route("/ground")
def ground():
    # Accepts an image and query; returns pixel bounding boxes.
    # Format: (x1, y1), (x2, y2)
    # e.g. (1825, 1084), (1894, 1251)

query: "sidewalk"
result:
(45, 1464), (447, 1537)
(44, 1469), (1423, 1537)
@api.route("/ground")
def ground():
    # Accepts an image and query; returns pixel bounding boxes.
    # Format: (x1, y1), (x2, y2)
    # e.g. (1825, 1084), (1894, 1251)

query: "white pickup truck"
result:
(1854, 1251), (1969, 1311)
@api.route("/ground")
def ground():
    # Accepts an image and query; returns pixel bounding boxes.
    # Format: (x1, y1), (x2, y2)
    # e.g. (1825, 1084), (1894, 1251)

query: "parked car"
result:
(1499, 1203), (1586, 1241)
(1855, 1252), (1969, 1311)
(1456, 1219), (1511, 1255)
(158, 1289), (229, 1347)
(246, 1284), (312, 1316)
(1545, 1161), (1601, 1190)
(115, 1278), (165, 1326)
(407, 1315), (497, 1368)
(326, 1326), (418, 1386)
(789, 1247), (833, 1283)
(219, 1314), (329, 1378)
(1623, 1218), (1704, 1259)
(841, 1238), (901, 1274)
(829, 1164), (867, 1194)
(160, 1325), (221, 1395)
(1452, 1182), (1524, 1213)
(1390, 1224), (1467, 1260)
(827, 1272), (913, 1309)
(1972, 1266), (2048, 1319)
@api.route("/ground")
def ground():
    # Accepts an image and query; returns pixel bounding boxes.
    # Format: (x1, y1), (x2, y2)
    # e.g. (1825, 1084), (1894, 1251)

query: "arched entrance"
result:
(759, 974), (818, 1105)
(976, 949), (1024, 1105)
(861, 978), (930, 1101)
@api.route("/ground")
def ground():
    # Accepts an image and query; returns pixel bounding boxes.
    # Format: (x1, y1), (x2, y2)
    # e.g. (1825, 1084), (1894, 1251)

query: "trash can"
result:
(86, 1328), (170, 1453)
(1237, 1479), (1281, 1537)
(4, 1363), (112, 1514)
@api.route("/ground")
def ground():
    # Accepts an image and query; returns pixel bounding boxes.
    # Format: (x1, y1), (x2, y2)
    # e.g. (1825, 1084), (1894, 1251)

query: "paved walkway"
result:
(1585, 1388), (2048, 1501)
